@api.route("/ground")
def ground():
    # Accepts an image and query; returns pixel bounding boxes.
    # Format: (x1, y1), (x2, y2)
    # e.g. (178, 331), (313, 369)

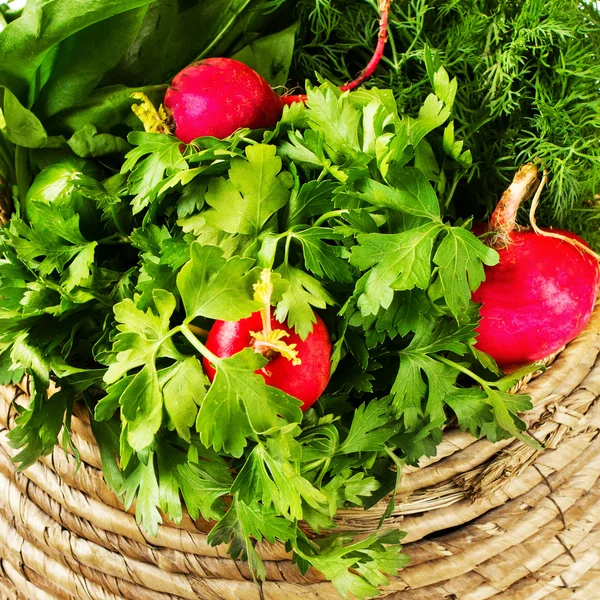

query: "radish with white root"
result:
(473, 164), (600, 371)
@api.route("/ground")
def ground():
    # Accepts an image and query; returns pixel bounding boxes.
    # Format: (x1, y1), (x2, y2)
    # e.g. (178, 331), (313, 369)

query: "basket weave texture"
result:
(0, 304), (599, 600)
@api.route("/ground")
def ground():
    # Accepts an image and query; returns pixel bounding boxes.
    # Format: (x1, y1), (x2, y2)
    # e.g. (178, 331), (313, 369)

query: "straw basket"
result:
(0, 303), (599, 600)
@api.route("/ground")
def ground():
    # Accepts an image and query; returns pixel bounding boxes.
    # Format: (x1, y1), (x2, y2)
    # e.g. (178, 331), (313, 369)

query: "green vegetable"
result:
(290, 0), (600, 249)
(24, 157), (104, 239)
(0, 3), (557, 598)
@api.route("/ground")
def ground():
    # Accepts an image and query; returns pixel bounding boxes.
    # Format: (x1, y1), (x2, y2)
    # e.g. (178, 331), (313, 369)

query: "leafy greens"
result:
(0, 3), (546, 598)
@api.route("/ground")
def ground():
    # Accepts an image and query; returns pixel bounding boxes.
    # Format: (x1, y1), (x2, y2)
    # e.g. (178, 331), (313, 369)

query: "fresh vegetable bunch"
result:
(0, 2), (597, 598)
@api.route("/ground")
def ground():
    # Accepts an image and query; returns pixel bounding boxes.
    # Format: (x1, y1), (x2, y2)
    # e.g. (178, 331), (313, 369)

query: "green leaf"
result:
(408, 93), (451, 147)
(351, 222), (444, 315)
(163, 356), (208, 443)
(391, 355), (457, 429)
(391, 317), (476, 428)
(61, 241), (97, 291)
(122, 453), (162, 536)
(123, 133), (188, 213)
(45, 83), (167, 138)
(356, 169), (441, 220)
(432, 65), (457, 108)
(88, 414), (124, 495)
(204, 144), (292, 237)
(274, 263), (335, 340)
(445, 388), (494, 438)
(1, 88), (62, 147)
(7, 384), (72, 470)
(0, 0), (154, 104)
(9, 333), (50, 387)
(95, 376), (132, 422)
(102, 0), (285, 88)
(197, 348), (302, 456)
(287, 180), (339, 227)
(177, 242), (260, 323)
(297, 530), (410, 600)
(306, 83), (361, 157)
(233, 432), (327, 520)
(31, 7), (150, 120)
(8, 203), (96, 278)
(324, 470), (380, 507)
(292, 227), (353, 283)
(104, 289), (181, 384)
(232, 23), (299, 87)
(434, 226), (499, 318)
(67, 124), (130, 158)
(120, 363), (162, 451)
(337, 397), (397, 454)
(176, 458), (232, 522)
(208, 497), (296, 581)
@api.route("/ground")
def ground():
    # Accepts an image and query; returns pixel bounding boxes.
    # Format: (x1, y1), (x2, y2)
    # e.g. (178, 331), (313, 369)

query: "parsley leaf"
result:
(204, 144), (293, 236)
(177, 242), (260, 322)
(208, 497), (295, 581)
(287, 180), (339, 226)
(122, 452), (162, 536)
(122, 132), (188, 213)
(275, 263), (336, 339)
(196, 348), (302, 457)
(162, 356), (208, 443)
(306, 83), (361, 157)
(434, 226), (499, 319)
(233, 430), (327, 520)
(103, 290), (181, 384)
(119, 364), (163, 451)
(8, 204), (97, 283)
(296, 530), (410, 600)
(391, 316), (476, 428)
(351, 222), (444, 315)
(337, 397), (398, 453)
(292, 227), (353, 283)
(356, 168), (441, 220)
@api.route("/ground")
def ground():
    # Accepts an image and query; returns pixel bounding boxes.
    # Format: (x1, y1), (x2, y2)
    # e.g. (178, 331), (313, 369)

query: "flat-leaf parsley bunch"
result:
(0, 60), (538, 598)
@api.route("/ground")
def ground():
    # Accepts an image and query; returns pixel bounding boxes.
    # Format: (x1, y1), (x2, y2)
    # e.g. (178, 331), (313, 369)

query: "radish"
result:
(164, 58), (284, 143)
(472, 164), (600, 371)
(161, 0), (391, 142)
(203, 270), (332, 411)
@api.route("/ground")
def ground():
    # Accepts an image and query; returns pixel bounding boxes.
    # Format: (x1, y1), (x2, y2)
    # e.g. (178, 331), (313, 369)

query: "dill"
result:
(290, 0), (600, 248)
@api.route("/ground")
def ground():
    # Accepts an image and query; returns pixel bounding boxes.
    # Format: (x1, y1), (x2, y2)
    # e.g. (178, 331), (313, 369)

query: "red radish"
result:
(164, 58), (283, 143)
(204, 311), (332, 411)
(161, 0), (392, 142)
(472, 164), (600, 371)
(202, 270), (332, 410)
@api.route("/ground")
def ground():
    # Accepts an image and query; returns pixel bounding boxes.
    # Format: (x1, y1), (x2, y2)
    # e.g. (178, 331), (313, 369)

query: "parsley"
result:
(204, 144), (293, 236)
(0, 66), (542, 599)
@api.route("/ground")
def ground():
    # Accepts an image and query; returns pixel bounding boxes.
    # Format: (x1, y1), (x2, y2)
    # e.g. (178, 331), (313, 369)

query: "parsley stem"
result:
(194, 0), (253, 61)
(434, 354), (489, 388)
(444, 170), (462, 209)
(97, 235), (129, 245)
(179, 324), (221, 364)
(284, 232), (292, 264)
(313, 209), (349, 227)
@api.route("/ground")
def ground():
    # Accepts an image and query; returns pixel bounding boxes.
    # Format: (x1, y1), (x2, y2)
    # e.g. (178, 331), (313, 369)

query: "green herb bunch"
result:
(0, 2), (544, 597)
(291, 0), (600, 248)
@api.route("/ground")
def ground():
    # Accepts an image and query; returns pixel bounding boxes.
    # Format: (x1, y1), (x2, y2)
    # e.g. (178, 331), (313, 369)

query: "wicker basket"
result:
(0, 300), (599, 600)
